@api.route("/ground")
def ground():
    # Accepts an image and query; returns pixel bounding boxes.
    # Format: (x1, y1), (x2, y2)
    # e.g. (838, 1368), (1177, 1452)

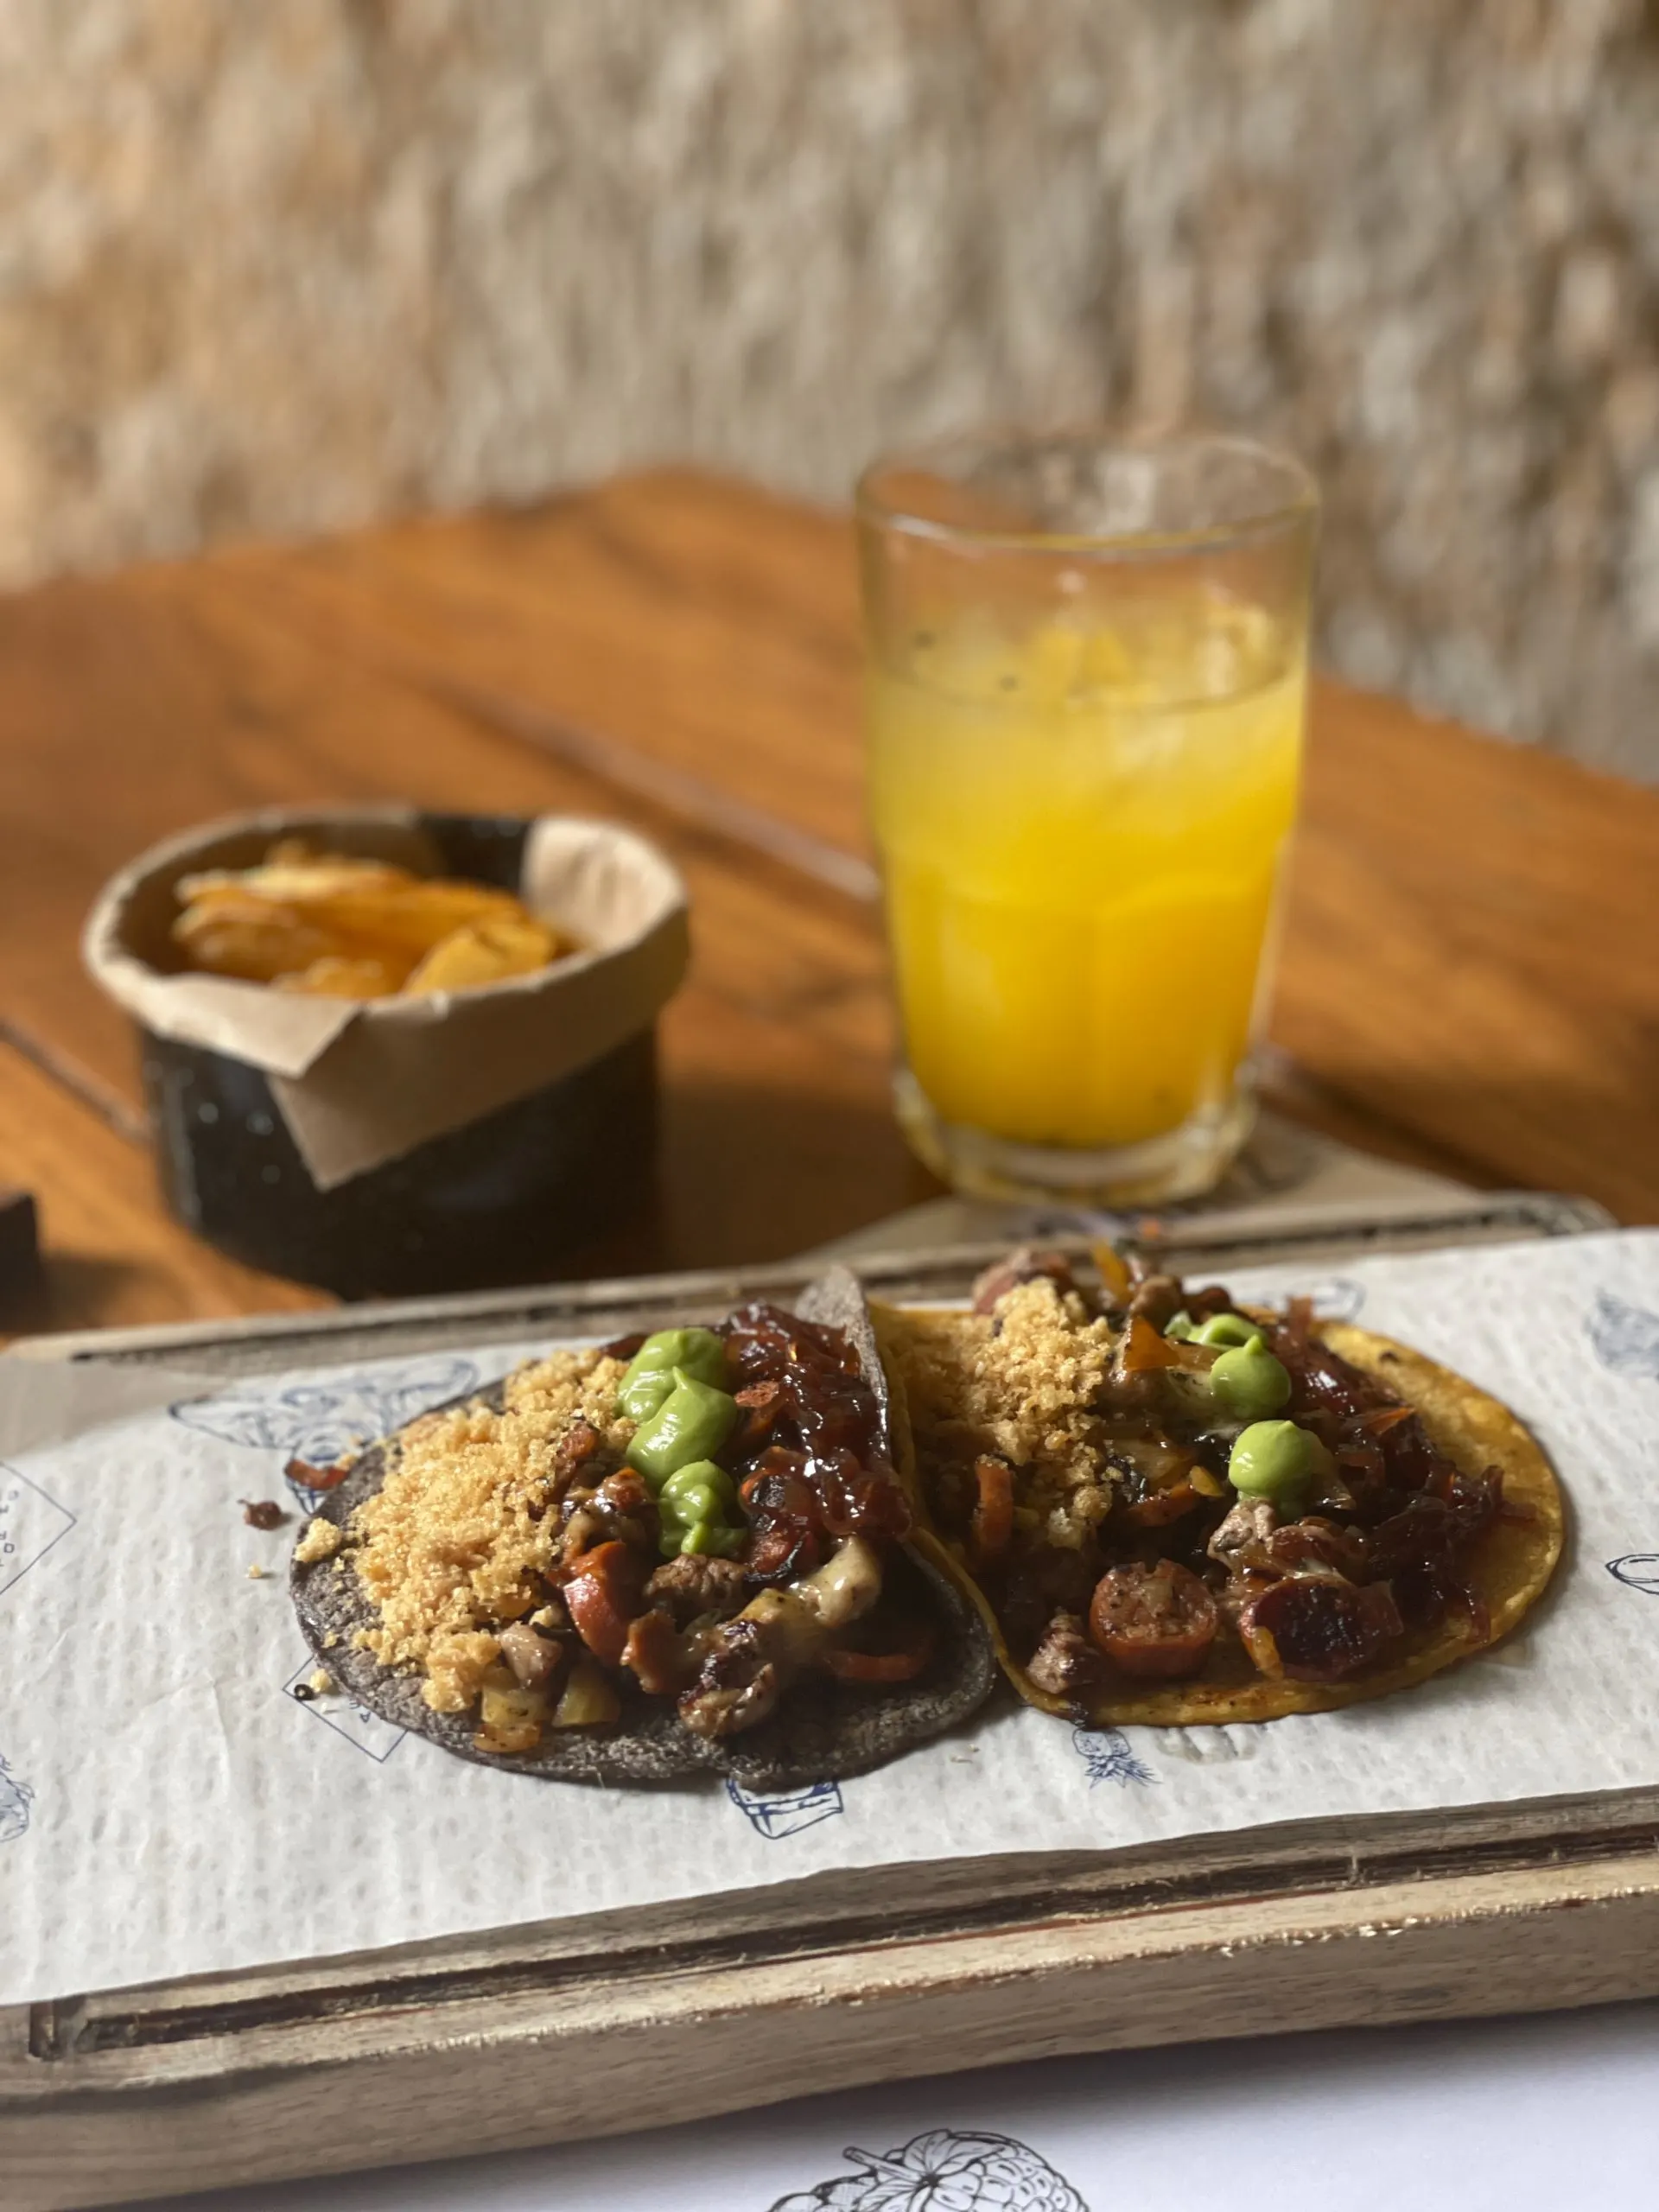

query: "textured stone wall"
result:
(2, 0), (1657, 777)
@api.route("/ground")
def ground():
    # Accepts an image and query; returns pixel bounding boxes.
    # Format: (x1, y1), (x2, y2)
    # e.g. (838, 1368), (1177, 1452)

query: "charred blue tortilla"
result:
(291, 1269), (997, 1787)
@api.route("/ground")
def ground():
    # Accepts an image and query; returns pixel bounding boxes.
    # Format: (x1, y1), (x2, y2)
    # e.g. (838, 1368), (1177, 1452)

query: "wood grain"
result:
(10, 1840), (1659, 2209)
(1, 464), (1656, 1333)
(190, 472), (874, 863)
(0, 563), (880, 1110)
(0, 558), (930, 1313)
(1285, 677), (1659, 1222)
(0, 1040), (321, 1331)
(187, 471), (1659, 1221)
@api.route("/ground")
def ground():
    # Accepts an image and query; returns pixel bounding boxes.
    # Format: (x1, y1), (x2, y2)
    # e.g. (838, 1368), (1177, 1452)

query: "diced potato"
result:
(550, 1654), (621, 1728)
(473, 1680), (551, 1757)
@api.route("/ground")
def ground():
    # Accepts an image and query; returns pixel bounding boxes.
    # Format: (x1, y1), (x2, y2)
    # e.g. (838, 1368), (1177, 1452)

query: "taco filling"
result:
(878, 1248), (1563, 1725)
(293, 1286), (988, 1776)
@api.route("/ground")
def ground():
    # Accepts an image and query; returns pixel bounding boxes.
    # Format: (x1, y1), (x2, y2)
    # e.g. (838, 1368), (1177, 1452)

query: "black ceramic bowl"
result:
(130, 813), (664, 1298)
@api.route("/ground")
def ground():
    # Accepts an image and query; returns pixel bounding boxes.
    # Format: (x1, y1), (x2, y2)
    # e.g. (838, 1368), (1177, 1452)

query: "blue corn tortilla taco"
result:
(290, 1268), (996, 1786)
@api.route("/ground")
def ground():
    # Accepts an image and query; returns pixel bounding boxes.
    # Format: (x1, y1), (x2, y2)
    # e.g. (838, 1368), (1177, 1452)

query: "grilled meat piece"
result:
(678, 1536), (884, 1738)
(645, 1552), (750, 1626)
(971, 1247), (1080, 1315)
(1026, 1611), (1109, 1699)
(498, 1620), (565, 1693)
(1237, 1573), (1403, 1682)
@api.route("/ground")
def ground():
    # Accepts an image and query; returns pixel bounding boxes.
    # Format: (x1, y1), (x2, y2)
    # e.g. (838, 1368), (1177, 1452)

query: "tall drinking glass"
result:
(857, 429), (1318, 1205)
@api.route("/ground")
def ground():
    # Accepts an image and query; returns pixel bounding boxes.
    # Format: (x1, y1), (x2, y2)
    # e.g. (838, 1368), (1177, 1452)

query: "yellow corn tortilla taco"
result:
(873, 1249), (1564, 1727)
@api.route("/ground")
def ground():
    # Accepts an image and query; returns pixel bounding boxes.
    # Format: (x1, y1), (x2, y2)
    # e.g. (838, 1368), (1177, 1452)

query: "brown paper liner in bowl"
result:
(81, 806), (690, 1294)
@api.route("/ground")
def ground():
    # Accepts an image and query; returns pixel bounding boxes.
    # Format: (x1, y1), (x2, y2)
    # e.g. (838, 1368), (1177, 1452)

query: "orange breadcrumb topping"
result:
(296, 1516), (345, 1566)
(346, 1349), (632, 1712)
(882, 1281), (1121, 1549)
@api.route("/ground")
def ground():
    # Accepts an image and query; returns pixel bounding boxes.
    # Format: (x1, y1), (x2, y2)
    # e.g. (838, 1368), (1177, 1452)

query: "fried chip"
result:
(171, 899), (340, 984)
(404, 914), (562, 994)
(272, 956), (410, 999)
(170, 842), (575, 1000)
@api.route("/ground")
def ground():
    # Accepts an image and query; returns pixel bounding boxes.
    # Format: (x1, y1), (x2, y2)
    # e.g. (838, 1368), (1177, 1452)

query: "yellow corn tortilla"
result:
(874, 1304), (1564, 1726)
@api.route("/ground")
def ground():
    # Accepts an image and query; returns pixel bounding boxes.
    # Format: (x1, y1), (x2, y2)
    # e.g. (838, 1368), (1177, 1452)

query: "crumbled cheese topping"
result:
(296, 1516), (346, 1566)
(885, 1281), (1121, 1544)
(307, 1667), (335, 1696)
(349, 1349), (632, 1713)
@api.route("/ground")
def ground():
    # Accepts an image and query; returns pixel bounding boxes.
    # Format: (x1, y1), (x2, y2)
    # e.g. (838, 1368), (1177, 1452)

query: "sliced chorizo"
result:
(968, 1455), (1014, 1567)
(563, 1540), (648, 1668)
(1088, 1560), (1218, 1681)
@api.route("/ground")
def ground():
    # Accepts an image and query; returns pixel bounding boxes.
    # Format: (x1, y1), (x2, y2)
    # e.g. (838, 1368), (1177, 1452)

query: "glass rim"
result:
(855, 426), (1319, 557)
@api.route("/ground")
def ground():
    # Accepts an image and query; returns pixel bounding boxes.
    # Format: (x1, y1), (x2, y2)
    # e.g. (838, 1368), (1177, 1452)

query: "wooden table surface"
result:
(1, 467), (1656, 1337)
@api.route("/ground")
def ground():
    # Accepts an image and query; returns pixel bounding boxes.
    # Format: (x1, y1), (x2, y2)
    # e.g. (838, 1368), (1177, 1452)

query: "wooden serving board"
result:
(5, 1193), (1650, 2212)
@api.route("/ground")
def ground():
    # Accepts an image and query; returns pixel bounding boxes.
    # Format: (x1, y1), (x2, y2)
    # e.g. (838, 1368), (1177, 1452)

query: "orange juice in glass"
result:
(856, 432), (1317, 1205)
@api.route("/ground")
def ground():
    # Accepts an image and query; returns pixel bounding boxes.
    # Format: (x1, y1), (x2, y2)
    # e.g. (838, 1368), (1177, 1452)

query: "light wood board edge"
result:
(6, 1845), (1659, 2210)
(0, 1192), (1611, 1375)
(15, 1782), (1659, 2076)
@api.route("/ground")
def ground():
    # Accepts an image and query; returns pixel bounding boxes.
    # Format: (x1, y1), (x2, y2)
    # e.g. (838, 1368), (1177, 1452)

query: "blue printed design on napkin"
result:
(0, 1464), (76, 1603)
(282, 1659), (406, 1762)
(171, 1357), (481, 1507)
(727, 1777), (844, 1840)
(1588, 1291), (1659, 1383)
(1304, 1276), (1367, 1323)
(0, 1753), (33, 1844)
(1072, 1725), (1157, 1788)
(1607, 1554), (1659, 1596)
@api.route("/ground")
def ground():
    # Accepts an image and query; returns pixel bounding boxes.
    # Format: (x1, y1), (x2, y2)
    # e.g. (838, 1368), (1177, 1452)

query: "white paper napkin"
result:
(4, 1230), (1658, 2009)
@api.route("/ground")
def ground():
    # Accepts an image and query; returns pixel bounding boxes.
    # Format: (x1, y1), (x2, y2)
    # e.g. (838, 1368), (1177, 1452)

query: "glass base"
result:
(893, 1066), (1256, 1209)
